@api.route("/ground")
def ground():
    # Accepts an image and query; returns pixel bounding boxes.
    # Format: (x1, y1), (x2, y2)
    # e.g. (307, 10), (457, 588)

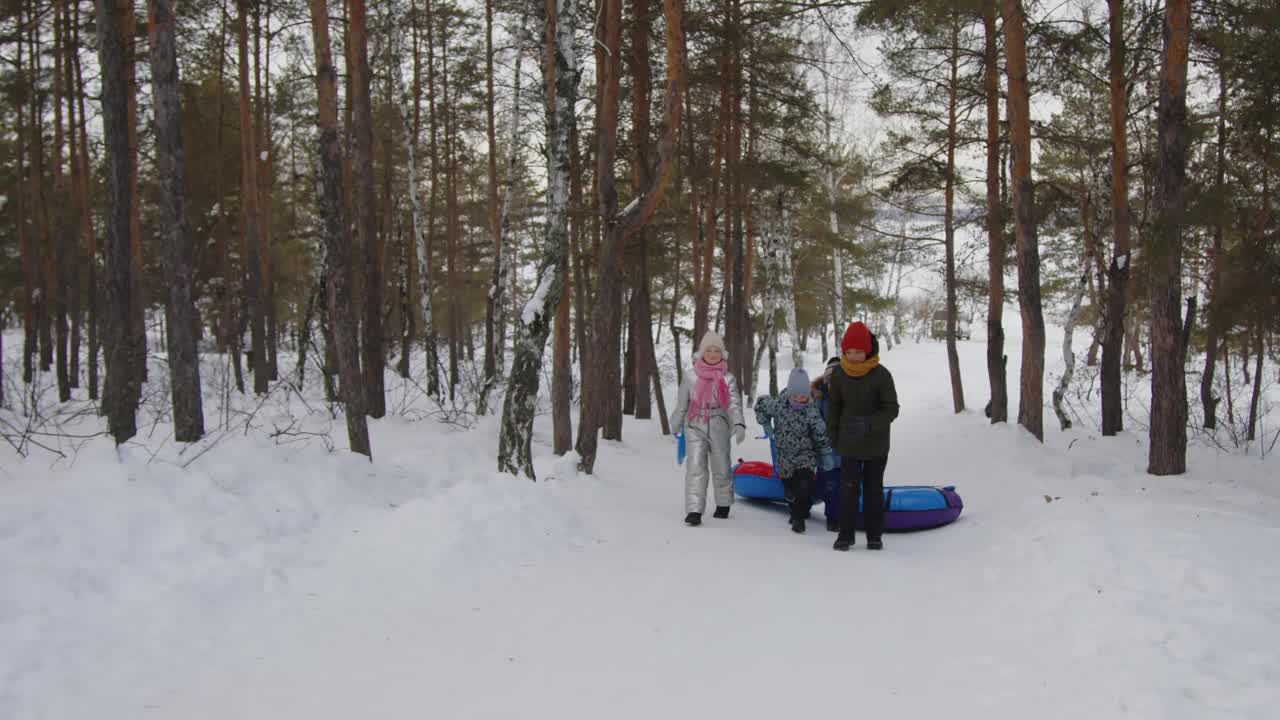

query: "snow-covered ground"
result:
(2, 321), (1278, 719)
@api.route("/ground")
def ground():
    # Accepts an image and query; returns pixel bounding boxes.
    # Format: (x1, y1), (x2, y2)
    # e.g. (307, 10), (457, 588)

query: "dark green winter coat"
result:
(826, 359), (899, 459)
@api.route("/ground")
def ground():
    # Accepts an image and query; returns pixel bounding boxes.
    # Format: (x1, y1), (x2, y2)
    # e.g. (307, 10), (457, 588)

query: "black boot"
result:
(833, 534), (854, 551)
(867, 538), (883, 550)
(826, 518), (839, 533)
(685, 512), (702, 526)
(713, 506), (730, 519)
(792, 516), (806, 534)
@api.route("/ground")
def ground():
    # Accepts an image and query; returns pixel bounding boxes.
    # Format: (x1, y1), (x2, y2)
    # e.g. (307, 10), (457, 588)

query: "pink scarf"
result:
(689, 358), (729, 422)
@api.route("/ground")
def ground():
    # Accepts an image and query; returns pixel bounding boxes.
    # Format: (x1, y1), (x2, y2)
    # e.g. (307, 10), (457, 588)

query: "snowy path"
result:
(4, 339), (1280, 719)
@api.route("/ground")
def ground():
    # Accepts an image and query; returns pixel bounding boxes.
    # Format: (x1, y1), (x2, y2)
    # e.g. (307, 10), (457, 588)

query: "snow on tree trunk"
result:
(1053, 272), (1088, 431)
(497, 0), (577, 479)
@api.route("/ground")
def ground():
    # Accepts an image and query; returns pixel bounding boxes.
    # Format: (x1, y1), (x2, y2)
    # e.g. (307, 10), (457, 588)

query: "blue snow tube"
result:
(731, 457), (963, 532)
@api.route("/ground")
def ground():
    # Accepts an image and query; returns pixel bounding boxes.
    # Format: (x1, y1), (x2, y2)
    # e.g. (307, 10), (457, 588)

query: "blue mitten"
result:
(818, 452), (837, 472)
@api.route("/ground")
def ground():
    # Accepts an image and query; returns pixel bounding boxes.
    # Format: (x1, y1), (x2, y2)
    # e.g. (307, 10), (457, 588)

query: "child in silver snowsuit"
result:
(670, 332), (746, 526)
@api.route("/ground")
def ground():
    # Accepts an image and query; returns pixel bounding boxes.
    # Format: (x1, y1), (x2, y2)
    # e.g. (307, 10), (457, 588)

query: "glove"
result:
(734, 424), (746, 445)
(818, 452), (837, 472)
(672, 420), (683, 436)
(842, 416), (870, 441)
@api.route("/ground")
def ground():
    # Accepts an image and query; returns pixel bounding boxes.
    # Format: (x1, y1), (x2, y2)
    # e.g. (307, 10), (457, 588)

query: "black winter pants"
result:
(838, 457), (887, 541)
(782, 468), (815, 523)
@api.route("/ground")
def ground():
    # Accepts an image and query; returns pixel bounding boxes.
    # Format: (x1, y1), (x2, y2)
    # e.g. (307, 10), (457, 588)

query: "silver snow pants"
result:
(684, 415), (734, 513)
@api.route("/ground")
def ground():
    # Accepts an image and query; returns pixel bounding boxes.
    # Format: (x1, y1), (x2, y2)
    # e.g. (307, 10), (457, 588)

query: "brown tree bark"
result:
(349, 0), (385, 417)
(1003, 0), (1046, 442)
(1101, 0), (1131, 436)
(63, 0), (84, 391)
(576, 0), (685, 473)
(16, 10), (34, 386)
(944, 13), (965, 414)
(28, 5), (53, 376)
(442, 35), (462, 400)
(308, 0), (372, 456)
(1147, 0), (1191, 475)
(51, 0), (72, 402)
(482, 0), (501, 396)
(125, 2), (146, 387)
(424, 0), (442, 398)
(236, 0), (269, 395)
(1201, 66), (1228, 430)
(96, 0), (142, 443)
(149, 0), (205, 441)
(983, 0), (1008, 423)
(256, 0), (279, 383)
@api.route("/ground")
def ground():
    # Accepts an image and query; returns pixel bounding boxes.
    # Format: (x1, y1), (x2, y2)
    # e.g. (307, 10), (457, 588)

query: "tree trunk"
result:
(1053, 271), (1089, 431)
(1246, 324), (1264, 443)
(28, 6), (52, 377)
(552, 239), (573, 454)
(424, 0), (442, 398)
(308, 0), (371, 456)
(498, 0), (579, 479)
(944, 14), (965, 414)
(235, 0), (269, 395)
(1003, 0), (1046, 442)
(983, 0), (1007, 423)
(576, 0), (685, 474)
(482, 0), (501, 402)
(214, 1), (243, 395)
(1146, 0), (1190, 475)
(395, 4), (440, 402)
(125, 3), (146, 387)
(1201, 65), (1227, 430)
(52, 0), (71, 403)
(96, 0), (142, 443)
(16, 9), (34, 387)
(150, 0), (205, 441)
(348, 0), (384, 417)
(479, 13), (529, 415)
(65, 0), (86, 391)
(1101, 0), (1131, 436)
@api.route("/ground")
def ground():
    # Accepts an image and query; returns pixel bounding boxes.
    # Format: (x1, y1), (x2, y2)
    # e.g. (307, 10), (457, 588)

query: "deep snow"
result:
(2, 325), (1278, 719)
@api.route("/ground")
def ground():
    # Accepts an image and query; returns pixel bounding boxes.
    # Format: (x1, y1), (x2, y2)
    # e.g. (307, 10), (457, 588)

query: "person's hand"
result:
(672, 420), (683, 436)
(734, 424), (746, 445)
(818, 452), (837, 472)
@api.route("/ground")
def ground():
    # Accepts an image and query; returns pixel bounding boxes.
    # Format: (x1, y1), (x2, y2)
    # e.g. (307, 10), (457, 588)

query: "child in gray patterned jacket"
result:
(754, 367), (835, 533)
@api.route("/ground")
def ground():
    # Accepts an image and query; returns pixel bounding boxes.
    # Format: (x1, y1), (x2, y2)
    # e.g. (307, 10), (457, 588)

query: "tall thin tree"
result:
(983, 0), (1008, 423)
(308, 0), (372, 456)
(236, 0), (269, 395)
(148, 0), (205, 441)
(1101, 0), (1131, 436)
(1002, 0), (1046, 441)
(1147, 0), (1191, 475)
(95, 0), (142, 443)
(498, 0), (580, 479)
(349, 0), (385, 417)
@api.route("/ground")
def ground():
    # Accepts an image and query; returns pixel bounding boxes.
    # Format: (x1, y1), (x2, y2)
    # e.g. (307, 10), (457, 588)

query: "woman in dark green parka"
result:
(827, 321), (899, 551)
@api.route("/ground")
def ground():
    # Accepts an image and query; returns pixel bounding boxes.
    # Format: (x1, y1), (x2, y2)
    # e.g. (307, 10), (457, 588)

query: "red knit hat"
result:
(841, 322), (872, 353)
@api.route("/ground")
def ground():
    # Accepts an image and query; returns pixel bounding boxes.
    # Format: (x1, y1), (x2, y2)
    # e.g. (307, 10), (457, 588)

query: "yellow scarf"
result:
(840, 355), (880, 378)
